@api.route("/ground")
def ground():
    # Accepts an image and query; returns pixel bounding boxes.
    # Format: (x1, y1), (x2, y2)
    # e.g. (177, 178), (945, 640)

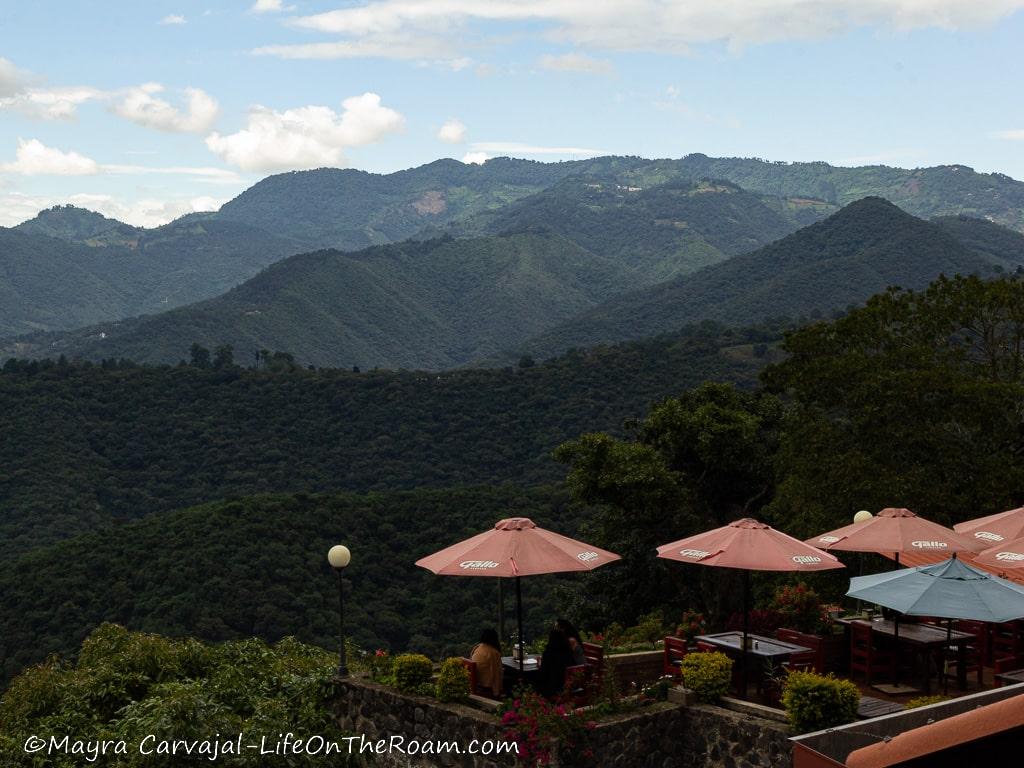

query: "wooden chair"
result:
(582, 641), (604, 684)
(955, 620), (990, 665)
(776, 629), (824, 673)
(783, 650), (816, 673)
(460, 658), (482, 696)
(990, 620), (1023, 666)
(663, 636), (689, 677)
(849, 621), (894, 685)
(696, 641), (717, 653)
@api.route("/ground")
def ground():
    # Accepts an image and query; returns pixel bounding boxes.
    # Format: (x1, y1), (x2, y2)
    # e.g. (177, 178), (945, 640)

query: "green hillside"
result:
(511, 198), (1012, 361)
(0, 216), (302, 337)
(448, 176), (822, 282)
(675, 154), (1024, 231)
(0, 232), (645, 368)
(0, 487), (579, 682)
(0, 322), (778, 555)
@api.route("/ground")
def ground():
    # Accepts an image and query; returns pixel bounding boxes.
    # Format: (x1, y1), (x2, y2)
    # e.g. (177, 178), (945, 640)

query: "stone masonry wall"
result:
(332, 677), (793, 768)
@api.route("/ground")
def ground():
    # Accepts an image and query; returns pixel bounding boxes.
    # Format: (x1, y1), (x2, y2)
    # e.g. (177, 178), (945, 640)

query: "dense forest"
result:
(514, 198), (1024, 361)
(0, 322), (779, 555)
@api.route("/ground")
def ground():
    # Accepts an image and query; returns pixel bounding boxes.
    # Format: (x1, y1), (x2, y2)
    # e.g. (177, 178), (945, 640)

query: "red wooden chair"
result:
(460, 658), (482, 696)
(849, 622), (894, 685)
(582, 641), (604, 685)
(696, 641), (717, 653)
(783, 650), (816, 674)
(993, 654), (1024, 687)
(663, 636), (689, 677)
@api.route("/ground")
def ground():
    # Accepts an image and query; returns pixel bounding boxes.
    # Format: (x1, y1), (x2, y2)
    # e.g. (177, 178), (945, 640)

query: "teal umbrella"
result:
(847, 557), (1024, 623)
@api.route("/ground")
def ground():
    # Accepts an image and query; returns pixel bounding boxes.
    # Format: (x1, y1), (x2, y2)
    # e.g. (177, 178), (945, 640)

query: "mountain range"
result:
(3, 154), (1024, 368)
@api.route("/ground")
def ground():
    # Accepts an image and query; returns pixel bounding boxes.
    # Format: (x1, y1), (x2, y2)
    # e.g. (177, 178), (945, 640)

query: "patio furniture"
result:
(695, 631), (813, 696)
(460, 657), (481, 696)
(663, 635), (689, 677)
(776, 628), (825, 672)
(784, 649), (816, 673)
(582, 641), (604, 683)
(849, 620), (895, 685)
(994, 663), (1024, 687)
(849, 618), (973, 694)
(856, 695), (905, 719)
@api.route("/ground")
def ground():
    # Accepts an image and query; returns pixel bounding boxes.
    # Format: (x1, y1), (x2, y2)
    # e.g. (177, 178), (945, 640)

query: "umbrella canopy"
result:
(415, 517), (621, 577)
(415, 517), (620, 675)
(974, 535), (1024, 571)
(806, 507), (984, 558)
(657, 518), (843, 698)
(846, 557), (1024, 623)
(657, 518), (845, 571)
(954, 507), (1024, 547)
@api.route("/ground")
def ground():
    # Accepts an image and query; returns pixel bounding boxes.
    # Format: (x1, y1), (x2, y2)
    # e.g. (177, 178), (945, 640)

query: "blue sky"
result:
(1, 0), (1022, 226)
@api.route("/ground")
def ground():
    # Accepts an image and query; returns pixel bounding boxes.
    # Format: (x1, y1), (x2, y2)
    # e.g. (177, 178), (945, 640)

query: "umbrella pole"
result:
(516, 575), (524, 677)
(893, 552), (901, 687)
(944, 620), (952, 696)
(498, 579), (506, 645)
(741, 570), (750, 700)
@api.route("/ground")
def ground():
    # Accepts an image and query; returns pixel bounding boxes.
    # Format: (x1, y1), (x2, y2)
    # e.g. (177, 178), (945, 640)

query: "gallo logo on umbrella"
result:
(819, 535), (841, 544)
(678, 548), (712, 559)
(792, 555), (822, 564)
(975, 531), (1004, 542)
(576, 551), (599, 562)
(459, 560), (499, 569)
(995, 552), (1024, 562)
(911, 540), (948, 549)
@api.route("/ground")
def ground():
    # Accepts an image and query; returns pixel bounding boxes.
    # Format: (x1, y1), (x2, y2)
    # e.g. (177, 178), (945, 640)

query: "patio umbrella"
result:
(974, 535), (1024, 571)
(847, 556), (1024, 692)
(954, 506), (1024, 547)
(415, 517), (621, 674)
(808, 507), (985, 685)
(656, 518), (844, 697)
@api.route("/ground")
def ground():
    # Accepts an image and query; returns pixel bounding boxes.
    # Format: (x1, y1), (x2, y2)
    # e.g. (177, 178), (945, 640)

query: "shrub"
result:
(725, 609), (783, 636)
(772, 583), (827, 634)
(435, 658), (470, 703)
(906, 695), (948, 709)
(676, 610), (707, 643)
(679, 652), (733, 703)
(392, 653), (433, 693)
(781, 670), (859, 733)
(369, 649), (393, 683)
(498, 688), (593, 767)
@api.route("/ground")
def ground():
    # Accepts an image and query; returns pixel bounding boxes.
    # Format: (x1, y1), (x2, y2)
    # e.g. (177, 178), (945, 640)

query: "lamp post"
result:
(327, 544), (351, 677)
(853, 511), (871, 615)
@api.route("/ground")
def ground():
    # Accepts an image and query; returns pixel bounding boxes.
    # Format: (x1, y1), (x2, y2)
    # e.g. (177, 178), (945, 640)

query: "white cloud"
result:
(160, 14), (186, 25)
(0, 85), (105, 120)
(993, 129), (1024, 140)
(251, 0), (294, 12)
(1, 138), (100, 176)
(437, 118), (466, 144)
(0, 57), (31, 98)
(205, 93), (404, 172)
(462, 151), (488, 164)
(468, 141), (607, 157)
(253, 35), (453, 60)
(0, 192), (231, 228)
(538, 52), (612, 74)
(271, 0), (1024, 59)
(113, 84), (219, 133)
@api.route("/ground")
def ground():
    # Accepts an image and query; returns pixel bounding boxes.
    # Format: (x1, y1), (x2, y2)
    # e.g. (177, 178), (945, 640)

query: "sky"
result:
(1, 0), (1023, 227)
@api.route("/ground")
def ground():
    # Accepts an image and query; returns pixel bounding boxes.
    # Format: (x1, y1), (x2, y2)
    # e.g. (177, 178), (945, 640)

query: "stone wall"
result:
(332, 677), (793, 768)
(607, 650), (665, 692)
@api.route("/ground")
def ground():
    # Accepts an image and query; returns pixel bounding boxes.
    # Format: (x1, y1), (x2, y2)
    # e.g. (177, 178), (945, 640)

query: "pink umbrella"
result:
(954, 507), (1024, 548)
(974, 535), (1024, 571)
(806, 508), (985, 565)
(808, 507), (986, 687)
(657, 518), (844, 696)
(416, 517), (621, 673)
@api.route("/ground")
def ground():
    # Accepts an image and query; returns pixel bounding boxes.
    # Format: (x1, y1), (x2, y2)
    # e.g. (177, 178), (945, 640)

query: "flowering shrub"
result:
(772, 583), (828, 634)
(725, 609), (784, 636)
(676, 610), (707, 643)
(498, 688), (594, 766)
(369, 649), (393, 683)
(641, 675), (675, 702)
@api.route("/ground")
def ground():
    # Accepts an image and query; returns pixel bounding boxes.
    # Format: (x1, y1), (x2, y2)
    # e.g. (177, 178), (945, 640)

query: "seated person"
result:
(470, 628), (503, 697)
(537, 628), (575, 699)
(557, 618), (586, 667)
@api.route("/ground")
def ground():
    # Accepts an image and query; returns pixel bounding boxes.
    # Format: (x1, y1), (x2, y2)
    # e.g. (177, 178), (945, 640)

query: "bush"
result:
(435, 658), (470, 703)
(679, 652), (733, 703)
(906, 695), (948, 709)
(772, 583), (827, 635)
(498, 687), (593, 767)
(781, 670), (859, 733)
(392, 653), (433, 693)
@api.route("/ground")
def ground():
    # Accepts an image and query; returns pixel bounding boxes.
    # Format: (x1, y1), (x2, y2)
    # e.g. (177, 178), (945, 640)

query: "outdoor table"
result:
(695, 632), (813, 663)
(501, 654), (541, 671)
(845, 618), (973, 694)
(501, 654), (541, 692)
(857, 695), (905, 719)
(995, 668), (1024, 686)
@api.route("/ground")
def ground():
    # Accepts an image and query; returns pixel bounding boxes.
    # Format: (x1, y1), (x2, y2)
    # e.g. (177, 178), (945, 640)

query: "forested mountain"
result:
(446, 177), (827, 282)
(0, 487), (579, 682)
(0, 322), (779, 555)
(0, 215), (302, 337)
(675, 154), (1024, 231)
(509, 198), (1021, 361)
